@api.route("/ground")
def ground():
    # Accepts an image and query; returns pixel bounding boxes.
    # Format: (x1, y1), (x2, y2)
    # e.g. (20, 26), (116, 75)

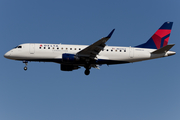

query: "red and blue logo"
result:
(152, 29), (171, 49)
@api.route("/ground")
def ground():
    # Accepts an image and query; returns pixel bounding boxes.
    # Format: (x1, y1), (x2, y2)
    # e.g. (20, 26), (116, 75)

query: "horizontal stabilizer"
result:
(151, 44), (175, 54)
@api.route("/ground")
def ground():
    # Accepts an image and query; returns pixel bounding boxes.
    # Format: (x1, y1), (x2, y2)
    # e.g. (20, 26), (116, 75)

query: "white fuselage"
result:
(4, 22), (176, 75)
(4, 43), (175, 65)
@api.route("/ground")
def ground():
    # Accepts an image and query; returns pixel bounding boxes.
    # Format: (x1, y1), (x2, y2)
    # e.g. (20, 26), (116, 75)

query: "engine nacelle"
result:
(61, 64), (80, 71)
(62, 53), (79, 62)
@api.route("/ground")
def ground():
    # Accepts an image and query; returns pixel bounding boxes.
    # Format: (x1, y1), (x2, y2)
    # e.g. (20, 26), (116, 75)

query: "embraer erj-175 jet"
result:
(4, 22), (176, 75)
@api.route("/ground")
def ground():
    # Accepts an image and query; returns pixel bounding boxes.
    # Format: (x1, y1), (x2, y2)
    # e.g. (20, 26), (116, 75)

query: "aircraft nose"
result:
(4, 51), (10, 58)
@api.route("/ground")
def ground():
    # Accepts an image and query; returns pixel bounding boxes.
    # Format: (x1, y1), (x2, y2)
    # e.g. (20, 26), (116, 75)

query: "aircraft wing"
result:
(77, 29), (115, 59)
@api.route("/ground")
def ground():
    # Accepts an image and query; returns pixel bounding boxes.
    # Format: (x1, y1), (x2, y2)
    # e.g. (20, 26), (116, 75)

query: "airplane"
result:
(4, 22), (176, 75)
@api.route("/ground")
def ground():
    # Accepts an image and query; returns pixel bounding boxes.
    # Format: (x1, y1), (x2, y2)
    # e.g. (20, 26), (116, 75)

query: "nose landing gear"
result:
(23, 60), (28, 71)
(24, 66), (27, 71)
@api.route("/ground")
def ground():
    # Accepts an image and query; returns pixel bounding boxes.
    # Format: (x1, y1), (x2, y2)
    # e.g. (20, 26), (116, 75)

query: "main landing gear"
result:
(84, 69), (90, 75)
(84, 63), (91, 75)
(23, 60), (28, 71)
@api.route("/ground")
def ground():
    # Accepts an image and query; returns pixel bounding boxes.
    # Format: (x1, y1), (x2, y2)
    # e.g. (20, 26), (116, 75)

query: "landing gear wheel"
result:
(85, 69), (90, 75)
(23, 60), (28, 71)
(24, 66), (27, 71)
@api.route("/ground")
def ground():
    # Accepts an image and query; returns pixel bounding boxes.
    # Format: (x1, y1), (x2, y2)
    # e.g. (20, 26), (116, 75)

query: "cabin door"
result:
(129, 46), (134, 58)
(29, 44), (35, 54)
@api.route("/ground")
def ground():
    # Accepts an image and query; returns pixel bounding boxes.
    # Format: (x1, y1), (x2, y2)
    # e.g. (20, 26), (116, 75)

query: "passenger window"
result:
(57, 48), (59, 49)
(107, 49), (108, 51)
(48, 47), (50, 49)
(44, 47), (46, 49)
(79, 48), (81, 50)
(61, 48), (63, 50)
(120, 50), (121, 52)
(111, 50), (113, 52)
(70, 48), (72, 50)
(39, 47), (41, 49)
(124, 50), (126, 52)
(74, 48), (76, 50)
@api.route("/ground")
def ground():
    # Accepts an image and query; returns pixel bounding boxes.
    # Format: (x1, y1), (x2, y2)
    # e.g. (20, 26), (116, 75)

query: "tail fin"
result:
(136, 22), (173, 49)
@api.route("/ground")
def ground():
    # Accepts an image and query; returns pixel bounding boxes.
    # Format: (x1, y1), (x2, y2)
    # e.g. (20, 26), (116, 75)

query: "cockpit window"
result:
(14, 46), (22, 48)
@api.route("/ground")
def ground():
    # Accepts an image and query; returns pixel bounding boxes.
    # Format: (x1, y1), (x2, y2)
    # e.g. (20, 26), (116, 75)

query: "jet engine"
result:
(62, 53), (79, 62)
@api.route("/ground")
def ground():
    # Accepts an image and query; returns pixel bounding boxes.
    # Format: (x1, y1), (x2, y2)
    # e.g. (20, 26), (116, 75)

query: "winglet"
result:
(106, 29), (115, 38)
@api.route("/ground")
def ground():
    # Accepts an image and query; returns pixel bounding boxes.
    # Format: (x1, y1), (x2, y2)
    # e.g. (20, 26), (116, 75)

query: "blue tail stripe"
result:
(136, 38), (157, 49)
(159, 22), (173, 29)
(160, 34), (170, 48)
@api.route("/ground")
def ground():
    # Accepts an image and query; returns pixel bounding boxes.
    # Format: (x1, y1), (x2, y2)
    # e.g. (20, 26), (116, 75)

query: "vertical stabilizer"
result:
(136, 22), (173, 49)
